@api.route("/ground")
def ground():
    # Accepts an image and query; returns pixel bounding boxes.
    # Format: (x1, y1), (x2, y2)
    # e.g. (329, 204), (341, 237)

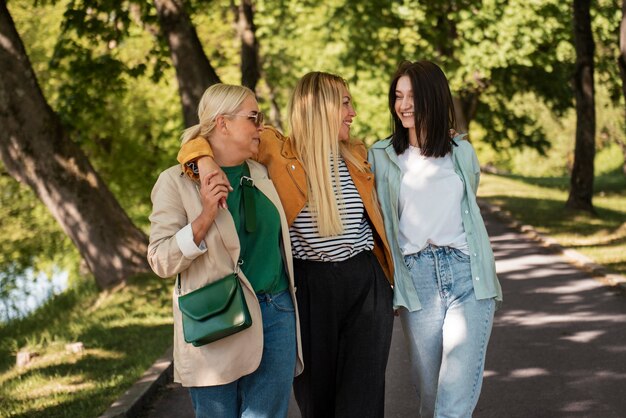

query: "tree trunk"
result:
(266, 80), (283, 131)
(0, 1), (150, 288)
(566, 0), (596, 212)
(153, 0), (221, 127)
(618, 0), (626, 177)
(436, 9), (480, 134)
(452, 93), (479, 133)
(566, 0), (596, 213)
(452, 97), (469, 133)
(231, 0), (260, 92)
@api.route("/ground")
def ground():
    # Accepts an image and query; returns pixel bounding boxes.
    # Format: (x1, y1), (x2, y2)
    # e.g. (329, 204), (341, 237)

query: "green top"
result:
(222, 163), (288, 294)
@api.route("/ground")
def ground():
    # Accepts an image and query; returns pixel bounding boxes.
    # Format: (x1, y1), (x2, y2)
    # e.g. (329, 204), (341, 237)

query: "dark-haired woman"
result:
(368, 60), (502, 418)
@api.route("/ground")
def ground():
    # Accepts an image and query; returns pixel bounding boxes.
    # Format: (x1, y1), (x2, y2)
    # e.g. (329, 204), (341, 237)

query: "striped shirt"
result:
(290, 157), (374, 262)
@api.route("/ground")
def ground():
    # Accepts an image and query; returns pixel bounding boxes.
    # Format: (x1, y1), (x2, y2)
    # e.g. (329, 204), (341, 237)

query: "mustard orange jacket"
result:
(177, 126), (395, 284)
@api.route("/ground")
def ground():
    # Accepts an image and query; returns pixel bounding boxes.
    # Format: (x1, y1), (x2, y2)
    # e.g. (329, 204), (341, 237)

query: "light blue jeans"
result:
(189, 290), (297, 418)
(401, 244), (495, 418)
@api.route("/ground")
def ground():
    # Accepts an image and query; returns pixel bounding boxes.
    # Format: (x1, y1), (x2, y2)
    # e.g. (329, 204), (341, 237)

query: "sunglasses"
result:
(224, 112), (265, 127)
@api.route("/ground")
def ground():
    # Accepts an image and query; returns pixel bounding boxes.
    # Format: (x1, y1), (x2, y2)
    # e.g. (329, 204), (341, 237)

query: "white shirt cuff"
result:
(175, 224), (207, 258)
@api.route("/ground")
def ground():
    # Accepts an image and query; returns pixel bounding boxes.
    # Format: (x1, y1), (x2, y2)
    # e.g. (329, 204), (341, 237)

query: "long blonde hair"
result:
(288, 72), (366, 237)
(180, 84), (255, 144)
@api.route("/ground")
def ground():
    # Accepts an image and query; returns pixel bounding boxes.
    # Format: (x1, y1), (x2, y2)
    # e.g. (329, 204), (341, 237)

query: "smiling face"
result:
(394, 75), (415, 131)
(338, 86), (356, 142)
(389, 61), (455, 156)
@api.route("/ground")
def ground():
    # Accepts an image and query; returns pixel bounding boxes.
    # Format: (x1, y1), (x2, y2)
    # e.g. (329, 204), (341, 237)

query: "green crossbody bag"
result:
(177, 269), (252, 347)
(178, 162), (257, 347)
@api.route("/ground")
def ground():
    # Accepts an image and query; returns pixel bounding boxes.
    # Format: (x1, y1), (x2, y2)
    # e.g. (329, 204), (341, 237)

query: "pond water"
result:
(0, 270), (69, 323)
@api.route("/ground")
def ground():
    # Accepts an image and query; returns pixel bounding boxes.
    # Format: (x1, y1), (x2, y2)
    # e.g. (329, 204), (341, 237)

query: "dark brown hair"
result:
(388, 60), (456, 157)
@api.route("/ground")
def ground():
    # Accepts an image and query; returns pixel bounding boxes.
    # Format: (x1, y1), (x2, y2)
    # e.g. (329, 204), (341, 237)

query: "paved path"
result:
(474, 216), (626, 418)
(140, 212), (626, 417)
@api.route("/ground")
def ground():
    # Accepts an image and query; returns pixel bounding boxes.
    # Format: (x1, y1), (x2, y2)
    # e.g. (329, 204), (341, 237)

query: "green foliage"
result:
(253, 0), (619, 151)
(0, 274), (172, 418)
(474, 84), (625, 177)
(193, 0), (241, 84)
(39, 0), (176, 206)
(47, 0), (169, 137)
(17, 0), (620, 164)
(51, 38), (129, 134)
(591, 0), (622, 102)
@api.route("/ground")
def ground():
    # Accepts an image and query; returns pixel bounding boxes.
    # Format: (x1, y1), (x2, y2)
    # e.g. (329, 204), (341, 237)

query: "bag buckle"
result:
(240, 176), (255, 187)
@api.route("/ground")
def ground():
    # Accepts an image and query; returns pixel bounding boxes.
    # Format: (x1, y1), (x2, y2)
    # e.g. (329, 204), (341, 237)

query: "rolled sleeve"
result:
(175, 224), (207, 258)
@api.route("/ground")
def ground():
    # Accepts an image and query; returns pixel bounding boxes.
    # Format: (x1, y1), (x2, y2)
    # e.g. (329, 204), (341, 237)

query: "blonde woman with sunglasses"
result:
(148, 84), (303, 418)
(178, 73), (395, 418)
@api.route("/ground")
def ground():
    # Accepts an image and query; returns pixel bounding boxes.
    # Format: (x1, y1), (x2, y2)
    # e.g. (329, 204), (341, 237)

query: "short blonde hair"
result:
(289, 72), (364, 237)
(181, 84), (255, 144)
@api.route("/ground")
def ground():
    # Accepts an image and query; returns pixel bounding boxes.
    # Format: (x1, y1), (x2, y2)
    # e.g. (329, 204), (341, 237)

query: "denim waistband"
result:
(256, 289), (289, 302)
(406, 244), (458, 259)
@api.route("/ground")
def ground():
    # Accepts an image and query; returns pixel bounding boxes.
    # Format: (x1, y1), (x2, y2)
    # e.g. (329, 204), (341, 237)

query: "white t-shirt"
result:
(397, 145), (469, 255)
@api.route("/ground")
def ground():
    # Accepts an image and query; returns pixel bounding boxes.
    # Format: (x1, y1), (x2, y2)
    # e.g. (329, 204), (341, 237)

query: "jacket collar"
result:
(378, 134), (466, 164)
(382, 139), (401, 169)
(280, 136), (298, 159)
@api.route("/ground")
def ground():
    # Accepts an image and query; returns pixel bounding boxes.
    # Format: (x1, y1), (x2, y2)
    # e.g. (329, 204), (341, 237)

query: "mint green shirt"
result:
(223, 163), (288, 294)
(368, 137), (503, 311)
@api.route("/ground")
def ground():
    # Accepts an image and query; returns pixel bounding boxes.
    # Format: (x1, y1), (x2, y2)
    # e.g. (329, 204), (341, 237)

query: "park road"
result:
(140, 211), (626, 418)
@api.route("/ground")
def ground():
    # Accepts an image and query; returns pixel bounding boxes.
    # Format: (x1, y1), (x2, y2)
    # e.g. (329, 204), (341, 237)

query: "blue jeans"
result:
(401, 245), (495, 418)
(189, 290), (297, 418)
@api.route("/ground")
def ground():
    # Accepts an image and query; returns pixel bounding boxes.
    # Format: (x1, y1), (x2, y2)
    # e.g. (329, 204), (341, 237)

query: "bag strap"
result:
(240, 162), (256, 233)
(177, 260), (243, 296)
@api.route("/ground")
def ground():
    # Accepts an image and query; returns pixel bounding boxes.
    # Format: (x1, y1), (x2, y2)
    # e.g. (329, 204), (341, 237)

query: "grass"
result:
(0, 273), (173, 418)
(478, 169), (626, 275)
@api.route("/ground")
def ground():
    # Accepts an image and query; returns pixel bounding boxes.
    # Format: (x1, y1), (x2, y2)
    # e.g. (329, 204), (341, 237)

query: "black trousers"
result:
(293, 250), (394, 418)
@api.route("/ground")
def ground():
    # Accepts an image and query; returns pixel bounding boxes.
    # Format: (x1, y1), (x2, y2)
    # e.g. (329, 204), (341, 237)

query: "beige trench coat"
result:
(147, 160), (304, 387)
